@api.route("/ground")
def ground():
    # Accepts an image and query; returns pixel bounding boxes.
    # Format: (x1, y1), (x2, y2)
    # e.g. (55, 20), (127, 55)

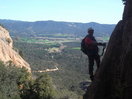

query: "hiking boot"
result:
(90, 75), (94, 81)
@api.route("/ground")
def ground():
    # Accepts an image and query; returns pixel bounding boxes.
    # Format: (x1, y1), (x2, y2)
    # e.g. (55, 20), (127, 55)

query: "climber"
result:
(81, 27), (106, 81)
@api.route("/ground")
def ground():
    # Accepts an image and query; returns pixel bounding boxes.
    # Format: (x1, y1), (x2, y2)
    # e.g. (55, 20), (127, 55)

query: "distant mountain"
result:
(0, 19), (116, 37)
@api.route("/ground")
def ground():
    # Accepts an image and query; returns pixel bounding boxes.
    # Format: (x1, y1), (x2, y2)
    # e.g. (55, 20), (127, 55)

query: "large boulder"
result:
(84, 0), (132, 99)
(0, 26), (31, 72)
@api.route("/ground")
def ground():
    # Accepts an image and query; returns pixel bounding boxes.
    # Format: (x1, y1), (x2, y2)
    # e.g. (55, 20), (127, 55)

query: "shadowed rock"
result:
(83, 0), (132, 99)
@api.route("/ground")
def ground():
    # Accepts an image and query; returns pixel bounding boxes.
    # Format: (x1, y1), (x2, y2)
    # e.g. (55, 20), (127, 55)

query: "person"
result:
(84, 27), (106, 81)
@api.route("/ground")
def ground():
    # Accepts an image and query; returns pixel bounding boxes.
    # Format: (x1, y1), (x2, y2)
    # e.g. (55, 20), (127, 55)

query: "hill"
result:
(0, 19), (115, 38)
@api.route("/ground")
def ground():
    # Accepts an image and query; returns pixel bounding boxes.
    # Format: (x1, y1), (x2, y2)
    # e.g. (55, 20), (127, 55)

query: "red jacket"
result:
(85, 37), (94, 45)
(84, 35), (99, 54)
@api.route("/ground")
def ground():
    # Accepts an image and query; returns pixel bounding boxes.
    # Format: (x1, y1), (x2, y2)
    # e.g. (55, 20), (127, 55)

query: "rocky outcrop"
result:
(0, 26), (31, 72)
(84, 0), (132, 99)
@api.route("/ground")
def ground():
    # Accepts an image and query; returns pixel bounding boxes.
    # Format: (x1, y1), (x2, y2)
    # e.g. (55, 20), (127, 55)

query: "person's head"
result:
(87, 27), (94, 35)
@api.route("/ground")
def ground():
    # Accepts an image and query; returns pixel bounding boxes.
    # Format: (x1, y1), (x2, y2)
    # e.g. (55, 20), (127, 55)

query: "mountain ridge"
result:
(0, 19), (116, 38)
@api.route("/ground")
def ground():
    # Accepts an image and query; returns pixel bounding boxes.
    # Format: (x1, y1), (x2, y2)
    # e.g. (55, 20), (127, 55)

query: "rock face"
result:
(0, 26), (31, 72)
(83, 0), (132, 99)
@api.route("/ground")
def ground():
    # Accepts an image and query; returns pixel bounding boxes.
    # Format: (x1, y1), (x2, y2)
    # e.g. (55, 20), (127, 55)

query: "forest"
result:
(12, 36), (100, 99)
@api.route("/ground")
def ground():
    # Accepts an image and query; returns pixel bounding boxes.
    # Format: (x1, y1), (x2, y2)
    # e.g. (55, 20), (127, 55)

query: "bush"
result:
(0, 61), (30, 99)
(32, 74), (56, 99)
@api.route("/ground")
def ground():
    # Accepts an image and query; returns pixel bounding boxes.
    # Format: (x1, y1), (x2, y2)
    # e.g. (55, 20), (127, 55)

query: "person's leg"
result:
(88, 56), (94, 81)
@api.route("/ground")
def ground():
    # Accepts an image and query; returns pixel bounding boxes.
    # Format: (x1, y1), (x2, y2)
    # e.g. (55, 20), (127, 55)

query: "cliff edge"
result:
(0, 26), (31, 72)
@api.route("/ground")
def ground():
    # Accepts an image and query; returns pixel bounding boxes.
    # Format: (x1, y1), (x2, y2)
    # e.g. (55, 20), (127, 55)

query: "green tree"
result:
(32, 74), (56, 99)
(0, 61), (30, 99)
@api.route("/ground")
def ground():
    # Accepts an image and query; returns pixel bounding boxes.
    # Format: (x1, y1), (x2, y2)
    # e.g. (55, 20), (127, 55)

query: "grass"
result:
(102, 36), (110, 41)
(15, 37), (81, 46)
(71, 47), (80, 50)
(38, 33), (74, 37)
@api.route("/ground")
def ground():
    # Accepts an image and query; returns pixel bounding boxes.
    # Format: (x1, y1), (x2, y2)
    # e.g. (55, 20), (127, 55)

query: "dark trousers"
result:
(88, 54), (100, 76)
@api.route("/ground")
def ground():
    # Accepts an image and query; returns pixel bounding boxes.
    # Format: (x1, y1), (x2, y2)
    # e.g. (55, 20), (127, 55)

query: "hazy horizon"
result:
(0, 18), (117, 25)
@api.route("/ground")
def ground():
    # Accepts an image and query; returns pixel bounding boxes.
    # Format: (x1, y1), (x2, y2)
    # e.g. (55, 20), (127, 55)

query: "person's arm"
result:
(85, 37), (106, 46)
(97, 42), (106, 46)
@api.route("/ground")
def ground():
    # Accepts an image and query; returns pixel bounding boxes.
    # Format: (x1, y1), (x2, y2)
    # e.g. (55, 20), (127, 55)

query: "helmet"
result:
(88, 27), (94, 32)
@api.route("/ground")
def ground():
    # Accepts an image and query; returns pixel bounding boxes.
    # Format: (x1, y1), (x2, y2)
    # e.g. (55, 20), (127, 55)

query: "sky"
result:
(0, 0), (124, 24)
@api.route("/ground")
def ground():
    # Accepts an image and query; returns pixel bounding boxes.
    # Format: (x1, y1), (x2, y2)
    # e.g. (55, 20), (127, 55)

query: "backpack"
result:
(81, 37), (88, 55)
(81, 35), (99, 55)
